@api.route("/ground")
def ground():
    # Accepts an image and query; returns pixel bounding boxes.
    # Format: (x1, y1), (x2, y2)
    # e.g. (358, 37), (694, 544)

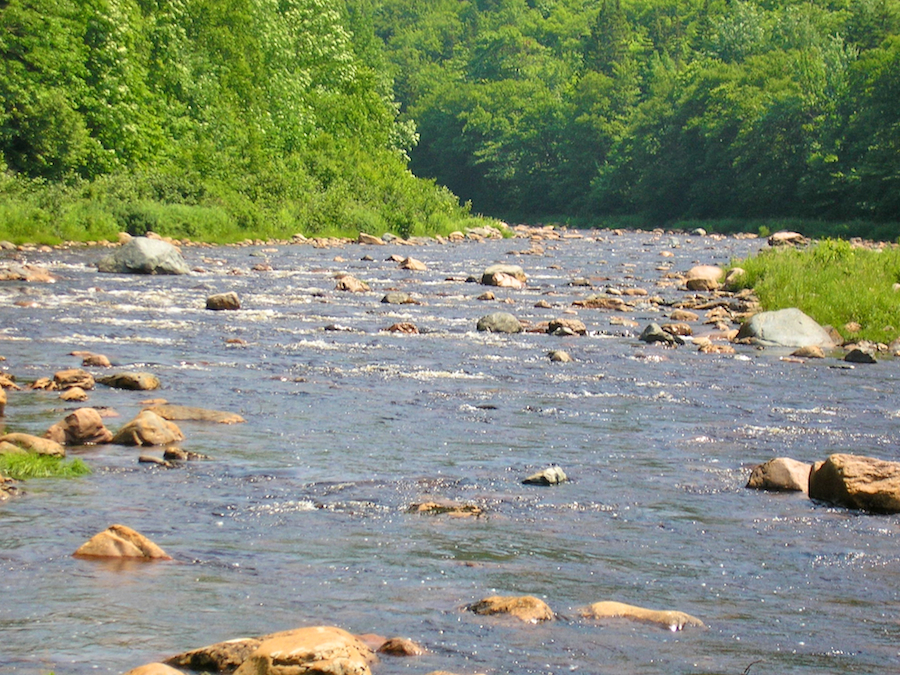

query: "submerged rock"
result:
(97, 237), (190, 275)
(809, 453), (900, 513)
(735, 308), (834, 348)
(73, 524), (171, 560)
(747, 457), (811, 493)
(144, 404), (245, 424)
(580, 601), (704, 631)
(232, 626), (377, 675)
(467, 595), (555, 623)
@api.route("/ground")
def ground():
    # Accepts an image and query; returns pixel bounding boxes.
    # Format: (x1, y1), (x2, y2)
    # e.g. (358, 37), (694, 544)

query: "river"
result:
(1, 230), (899, 675)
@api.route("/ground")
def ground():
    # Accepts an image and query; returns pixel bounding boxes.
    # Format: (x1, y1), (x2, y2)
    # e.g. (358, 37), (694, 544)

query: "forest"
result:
(1, 0), (898, 242)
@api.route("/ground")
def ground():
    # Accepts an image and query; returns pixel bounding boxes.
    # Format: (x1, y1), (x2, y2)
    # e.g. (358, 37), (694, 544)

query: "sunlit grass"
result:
(0, 453), (92, 480)
(730, 239), (900, 343)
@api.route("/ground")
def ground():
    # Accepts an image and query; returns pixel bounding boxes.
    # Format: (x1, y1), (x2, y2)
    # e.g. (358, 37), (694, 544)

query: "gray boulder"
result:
(476, 312), (522, 334)
(736, 308), (834, 348)
(640, 322), (684, 346)
(97, 237), (190, 275)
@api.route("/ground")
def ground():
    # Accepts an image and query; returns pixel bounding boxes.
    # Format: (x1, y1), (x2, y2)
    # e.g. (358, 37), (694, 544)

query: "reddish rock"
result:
(46, 408), (113, 445)
(385, 322), (419, 334)
(467, 595), (554, 623)
(73, 524), (171, 560)
(408, 501), (483, 518)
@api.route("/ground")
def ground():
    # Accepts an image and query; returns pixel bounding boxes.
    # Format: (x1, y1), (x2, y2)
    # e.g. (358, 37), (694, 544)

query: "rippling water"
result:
(2, 231), (899, 675)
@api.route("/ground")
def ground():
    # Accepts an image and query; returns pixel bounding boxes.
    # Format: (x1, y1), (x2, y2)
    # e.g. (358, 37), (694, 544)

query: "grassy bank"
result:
(0, 454), (91, 480)
(730, 239), (900, 344)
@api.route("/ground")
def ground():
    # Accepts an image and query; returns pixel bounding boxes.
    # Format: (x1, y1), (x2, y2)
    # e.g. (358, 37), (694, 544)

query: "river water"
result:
(1, 231), (899, 675)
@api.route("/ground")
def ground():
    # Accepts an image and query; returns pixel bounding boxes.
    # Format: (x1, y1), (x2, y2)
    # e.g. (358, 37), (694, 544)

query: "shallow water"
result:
(2, 232), (899, 675)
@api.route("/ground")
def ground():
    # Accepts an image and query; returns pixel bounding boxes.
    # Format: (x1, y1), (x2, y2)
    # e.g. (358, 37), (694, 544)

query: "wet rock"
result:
(0, 388), (5, 416)
(548, 318), (586, 336)
(408, 501), (484, 518)
(0, 262), (56, 283)
(0, 433), (65, 457)
(381, 292), (416, 305)
(165, 638), (262, 672)
(467, 595), (554, 623)
(232, 626), (377, 675)
(358, 232), (385, 245)
(639, 323), (684, 346)
(400, 257), (427, 271)
(206, 292), (241, 310)
(580, 601), (704, 631)
(476, 312), (522, 334)
(768, 231), (807, 247)
(81, 353), (112, 367)
(0, 373), (20, 390)
(809, 453), (900, 512)
(45, 408), (113, 445)
(73, 524), (171, 560)
(523, 466), (568, 485)
(122, 663), (185, 675)
(685, 265), (723, 291)
(661, 322), (692, 337)
(97, 237), (190, 275)
(534, 299), (552, 309)
(335, 274), (370, 292)
(112, 410), (185, 446)
(144, 404), (245, 424)
(1, 473), (21, 501)
(698, 343), (736, 354)
(139, 454), (173, 467)
(377, 637), (426, 656)
(572, 295), (627, 310)
(735, 308), (834, 348)
(547, 350), (573, 363)
(54, 368), (95, 390)
(845, 348), (877, 364)
(791, 345), (825, 359)
(477, 291), (495, 301)
(385, 322), (419, 334)
(747, 457), (811, 493)
(163, 447), (212, 461)
(481, 264), (527, 287)
(98, 372), (161, 391)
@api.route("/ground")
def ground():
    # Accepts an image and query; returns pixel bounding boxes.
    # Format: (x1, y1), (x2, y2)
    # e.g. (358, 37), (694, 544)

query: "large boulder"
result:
(97, 237), (190, 275)
(467, 595), (554, 623)
(481, 264), (527, 287)
(0, 432), (65, 457)
(735, 308), (834, 348)
(809, 453), (900, 513)
(746, 457), (811, 493)
(45, 408), (113, 446)
(233, 626), (377, 675)
(73, 524), (171, 560)
(580, 601), (704, 631)
(112, 410), (184, 446)
(476, 312), (522, 334)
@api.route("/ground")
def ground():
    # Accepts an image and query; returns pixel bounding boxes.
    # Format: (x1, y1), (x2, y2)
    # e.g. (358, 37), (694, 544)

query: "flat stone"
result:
(580, 601), (704, 631)
(98, 372), (161, 391)
(467, 595), (554, 623)
(144, 404), (245, 424)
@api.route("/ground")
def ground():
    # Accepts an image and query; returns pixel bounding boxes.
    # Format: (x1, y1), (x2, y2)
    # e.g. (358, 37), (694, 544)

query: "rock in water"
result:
(45, 407), (113, 445)
(232, 626), (377, 675)
(746, 457), (811, 493)
(467, 595), (555, 623)
(481, 264), (527, 287)
(580, 601), (704, 631)
(112, 410), (184, 446)
(639, 323), (684, 346)
(73, 524), (171, 560)
(523, 466), (568, 485)
(476, 312), (522, 334)
(735, 308), (834, 348)
(0, 432), (66, 457)
(165, 638), (262, 672)
(98, 372), (161, 391)
(206, 292), (241, 310)
(97, 237), (190, 275)
(809, 453), (900, 513)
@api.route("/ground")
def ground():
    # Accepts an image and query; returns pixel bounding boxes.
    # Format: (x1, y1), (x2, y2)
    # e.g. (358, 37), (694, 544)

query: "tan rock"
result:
(335, 274), (370, 292)
(73, 524), (171, 560)
(377, 637), (426, 656)
(685, 277), (719, 291)
(791, 345), (825, 359)
(144, 404), (245, 424)
(29, 376), (55, 390)
(358, 232), (385, 245)
(547, 350), (573, 363)
(467, 595), (554, 623)
(0, 433), (65, 457)
(82, 353), (112, 367)
(45, 408), (113, 445)
(165, 638), (262, 672)
(408, 501), (484, 518)
(385, 322), (419, 334)
(206, 292), (241, 311)
(698, 343), (736, 354)
(481, 264), (526, 286)
(400, 257), (427, 271)
(233, 626), (377, 675)
(662, 322), (692, 337)
(98, 372), (161, 391)
(580, 601), (704, 631)
(573, 295), (626, 310)
(60, 386), (89, 401)
(747, 457), (811, 493)
(768, 231), (807, 246)
(112, 410), (185, 446)
(670, 309), (699, 322)
(809, 453), (900, 512)
(548, 318), (586, 336)
(0, 440), (27, 456)
(0, 387), (5, 416)
(54, 368), (95, 390)
(724, 267), (746, 287)
(490, 272), (525, 289)
(122, 663), (185, 675)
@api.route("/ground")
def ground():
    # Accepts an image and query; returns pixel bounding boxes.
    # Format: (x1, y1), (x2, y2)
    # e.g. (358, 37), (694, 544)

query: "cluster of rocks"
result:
(747, 453), (900, 513)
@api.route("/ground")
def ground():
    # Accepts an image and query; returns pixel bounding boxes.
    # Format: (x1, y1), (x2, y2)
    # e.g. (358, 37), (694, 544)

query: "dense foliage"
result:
(371, 0), (900, 230)
(0, 0), (474, 243)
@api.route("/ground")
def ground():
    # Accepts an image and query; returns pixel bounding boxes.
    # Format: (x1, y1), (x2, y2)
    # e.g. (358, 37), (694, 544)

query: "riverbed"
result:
(2, 230), (899, 675)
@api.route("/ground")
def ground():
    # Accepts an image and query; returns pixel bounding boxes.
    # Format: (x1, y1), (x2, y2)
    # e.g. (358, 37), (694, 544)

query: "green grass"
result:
(730, 239), (900, 343)
(0, 453), (92, 480)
